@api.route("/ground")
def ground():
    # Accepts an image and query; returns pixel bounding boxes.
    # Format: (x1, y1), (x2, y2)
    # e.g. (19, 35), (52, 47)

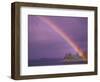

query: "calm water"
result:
(28, 58), (87, 66)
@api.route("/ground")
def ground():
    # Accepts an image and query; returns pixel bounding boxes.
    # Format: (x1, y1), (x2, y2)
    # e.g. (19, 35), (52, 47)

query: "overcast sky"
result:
(28, 15), (88, 60)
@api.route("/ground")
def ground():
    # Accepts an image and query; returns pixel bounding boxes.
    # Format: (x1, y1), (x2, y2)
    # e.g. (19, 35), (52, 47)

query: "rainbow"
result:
(38, 16), (87, 61)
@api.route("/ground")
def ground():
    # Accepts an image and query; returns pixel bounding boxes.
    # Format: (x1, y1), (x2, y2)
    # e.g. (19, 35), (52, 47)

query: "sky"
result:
(28, 15), (88, 60)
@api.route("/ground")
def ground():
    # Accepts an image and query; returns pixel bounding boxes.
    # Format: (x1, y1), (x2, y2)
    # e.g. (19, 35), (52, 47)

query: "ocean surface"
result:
(28, 58), (87, 66)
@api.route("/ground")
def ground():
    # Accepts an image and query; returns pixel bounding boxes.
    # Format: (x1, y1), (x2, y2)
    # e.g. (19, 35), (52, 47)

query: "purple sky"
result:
(28, 15), (88, 60)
